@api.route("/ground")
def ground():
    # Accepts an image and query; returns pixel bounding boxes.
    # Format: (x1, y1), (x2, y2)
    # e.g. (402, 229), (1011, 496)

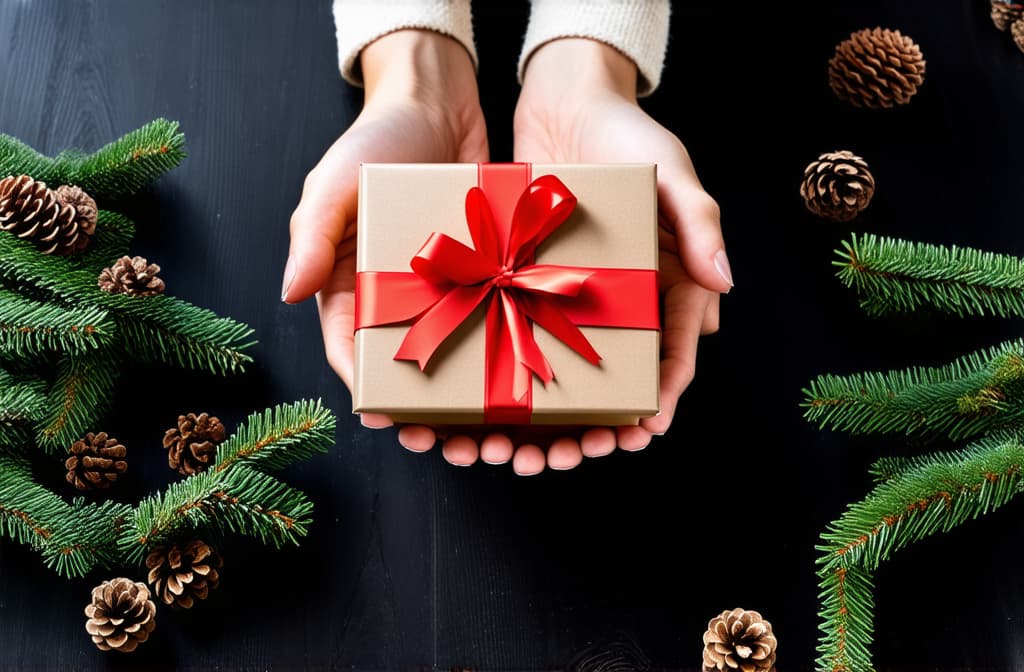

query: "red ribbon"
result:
(355, 164), (659, 423)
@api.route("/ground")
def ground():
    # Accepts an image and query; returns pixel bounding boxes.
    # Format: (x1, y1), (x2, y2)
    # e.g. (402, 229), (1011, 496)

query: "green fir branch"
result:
(75, 211), (136, 275)
(0, 289), (114, 356)
(36, 353), (120, 454)
(0, 233), (255, 375)
(803, 339), (1024, 440)
(0, 134), (60, 183)
(836, 233), (1024, 318)
(214, 399), (335, 474)
(121, 466), (315, 566)
(817, 565), (875, 672)
(0, 372), (47, 448)
(0, 453), (130, 577)
(66, 119), (185, 200)
(815, 434), (1024, 671)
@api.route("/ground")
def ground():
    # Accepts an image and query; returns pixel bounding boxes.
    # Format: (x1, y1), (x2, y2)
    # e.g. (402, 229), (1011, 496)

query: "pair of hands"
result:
(283, 31), (731, 475)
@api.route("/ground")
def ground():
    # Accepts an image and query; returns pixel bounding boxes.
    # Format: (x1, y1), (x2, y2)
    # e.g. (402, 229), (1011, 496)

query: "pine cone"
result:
(800, 151), (875, 222)
(98, 255), (166, 296)
(53, 184), (98, 252)
(162, 412), (226, 475)
(703, 608), (777, 672)
(84, 577), (157, 653)
(145, 539), (222, 609)
(65, 432), (128, 491)
(991, 1), (1024, 31)
(828, 27), (926, 108)
(1013, 17), (1024, 52)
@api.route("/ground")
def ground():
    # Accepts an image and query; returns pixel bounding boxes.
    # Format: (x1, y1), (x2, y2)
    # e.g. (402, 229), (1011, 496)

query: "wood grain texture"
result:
(1, 1), (1024, 670)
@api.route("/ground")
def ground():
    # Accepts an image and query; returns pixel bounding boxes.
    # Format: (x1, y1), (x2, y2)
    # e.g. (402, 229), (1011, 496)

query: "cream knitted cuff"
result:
(333, 0), (478, 87)
(518, 0), (671, 97)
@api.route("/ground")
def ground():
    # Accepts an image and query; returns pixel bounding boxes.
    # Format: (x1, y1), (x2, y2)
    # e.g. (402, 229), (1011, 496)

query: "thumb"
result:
(282, 154), (357, 304)
(658, 163), (733, 294)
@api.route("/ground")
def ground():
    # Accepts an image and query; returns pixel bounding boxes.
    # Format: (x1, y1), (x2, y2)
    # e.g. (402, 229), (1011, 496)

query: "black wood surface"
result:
(1, 1), (1023, 670)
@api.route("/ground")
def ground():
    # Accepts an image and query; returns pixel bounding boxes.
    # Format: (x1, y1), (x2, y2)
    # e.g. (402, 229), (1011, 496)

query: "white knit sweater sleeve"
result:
(333, 0), (477, 86)
(518, 0), (671, 97)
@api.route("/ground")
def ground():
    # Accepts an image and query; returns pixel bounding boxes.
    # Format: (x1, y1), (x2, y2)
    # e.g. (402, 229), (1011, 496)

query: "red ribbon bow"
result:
(355, 164), (658, 423)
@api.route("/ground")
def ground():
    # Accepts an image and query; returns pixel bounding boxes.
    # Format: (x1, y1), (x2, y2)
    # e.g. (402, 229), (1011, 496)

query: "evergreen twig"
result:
(214, 399), (335, 474)
(803, 339), (1024, 440)
(815, 434), (1024, 670)
(836, 233), (1024, 318)
(0, 289), (114, 356)
(66, 119), (185, 199)
(36, 353), (120, 454)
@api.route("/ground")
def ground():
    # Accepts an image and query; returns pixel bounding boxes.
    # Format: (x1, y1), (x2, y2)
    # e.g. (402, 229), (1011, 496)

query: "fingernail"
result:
(360, 415), (393, 429)
(550, 465), (574, 471)
(652, 432), (666, 436)
(482, 459), (507, 465)
(280, 255), (296, 302)
(714, 249), (734, 291)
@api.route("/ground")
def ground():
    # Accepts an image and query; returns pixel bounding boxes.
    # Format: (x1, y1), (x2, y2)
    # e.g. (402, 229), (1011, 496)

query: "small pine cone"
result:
(53, 184), (98, 253)
(98, 255), (166, 296)
(992, 1), (1024, 31)
(703, 608), (777, 672)
(800, 151), (875, 222)
(162, 412), (226, 476)
(828, 27), (926, 108)
(1013, 17), (1024, 52)
(84, 578), (157, 653)
(65, 432), (128, 491)
(145, 539), (222, 609)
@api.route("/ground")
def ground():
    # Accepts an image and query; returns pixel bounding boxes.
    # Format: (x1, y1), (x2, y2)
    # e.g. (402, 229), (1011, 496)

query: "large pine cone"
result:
(992, 1), (1024, 31)
(145, 539), (222, 609)
(800, 150), (875, 222)
(84, 578), (157, 653)
(98, 255), (165, 297)
(0, 175), (96, 254)
(828, 27), (926, 108)
(162, 412), (226, 475)
(65, 432), (128, 491)
(703, 608), (777, 672)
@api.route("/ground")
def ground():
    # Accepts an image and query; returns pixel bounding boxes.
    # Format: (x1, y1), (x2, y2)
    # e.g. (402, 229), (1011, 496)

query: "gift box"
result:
(352, 163), (660, 425)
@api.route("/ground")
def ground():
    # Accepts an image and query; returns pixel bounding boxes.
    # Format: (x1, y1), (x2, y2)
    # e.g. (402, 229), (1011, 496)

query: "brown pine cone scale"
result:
(146, 539), (222, 608)
(84, 578), (156, 653)
(66, 432), (127, 491)
(703, 608), (777, 672)
(162, 412), (226, 475)
(800, 150), (875, 222)
(0, 175), (96, 254)
(98, 255), (165, 296)
(828, 27), (926, 108)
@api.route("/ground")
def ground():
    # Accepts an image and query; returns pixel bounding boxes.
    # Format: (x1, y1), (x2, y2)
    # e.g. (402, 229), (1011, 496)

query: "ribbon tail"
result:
(519, 293), (602, 366)
(394, 285), (492, 370)
(500, 291), (553, 397)
(509, 265), (593, 297)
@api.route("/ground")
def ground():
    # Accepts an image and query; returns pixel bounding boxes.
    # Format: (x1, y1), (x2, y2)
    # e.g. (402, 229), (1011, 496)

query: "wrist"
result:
(361, 30), (479, 112)
(520, 38), (638, 105)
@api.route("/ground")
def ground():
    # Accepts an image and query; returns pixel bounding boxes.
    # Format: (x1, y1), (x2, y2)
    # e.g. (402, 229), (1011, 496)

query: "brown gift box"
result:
(352, 164), (660, 425)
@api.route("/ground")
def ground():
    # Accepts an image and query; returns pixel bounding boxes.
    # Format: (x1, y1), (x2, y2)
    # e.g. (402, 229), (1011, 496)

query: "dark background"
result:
(1, 1), (1023, 670)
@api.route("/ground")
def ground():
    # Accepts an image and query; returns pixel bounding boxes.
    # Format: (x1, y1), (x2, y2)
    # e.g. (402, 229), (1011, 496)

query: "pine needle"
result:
(214, 399), (335, 474)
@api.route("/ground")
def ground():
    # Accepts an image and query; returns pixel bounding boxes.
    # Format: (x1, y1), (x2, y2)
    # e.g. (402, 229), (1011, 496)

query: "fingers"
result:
(442, 435), (479, 466)
(617, 425), (652, 451)
(581, 427), (616, 458)
(640, 283), (710, 435)
(701, 293), (721, 335)
(284, 141), (359, 304)
(512, 444), (546, 476)
(547, 437), (583, 470)
(658, 162), (733, 295)
(360, 413), (394, 429)
(398, 425), (437, 452)
(480, 433), (514, 465)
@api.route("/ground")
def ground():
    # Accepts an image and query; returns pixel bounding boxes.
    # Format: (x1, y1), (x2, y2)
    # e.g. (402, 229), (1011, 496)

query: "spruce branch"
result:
(0, 453), (130, 577)
(75, 211), (135, 275)
(0, 233), (255, 375)
(0, 134), (59, 183)
(37, 353), (120, 454)
(66, 119), (185, 200)
(214, 399), (335, 474)
(121, 466), (314, 566)
(0, 371), (47, 447)
(837, 233), (1024, 317)
(817, 565), (875, 672)
(803, 339), (1024, 440)
(814, 434), (1024, 671)
(0, 289), (114, 357)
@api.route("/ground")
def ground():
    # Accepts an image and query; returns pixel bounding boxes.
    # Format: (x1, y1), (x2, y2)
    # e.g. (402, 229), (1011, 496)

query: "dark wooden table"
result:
(1, 2), (1023, 670)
